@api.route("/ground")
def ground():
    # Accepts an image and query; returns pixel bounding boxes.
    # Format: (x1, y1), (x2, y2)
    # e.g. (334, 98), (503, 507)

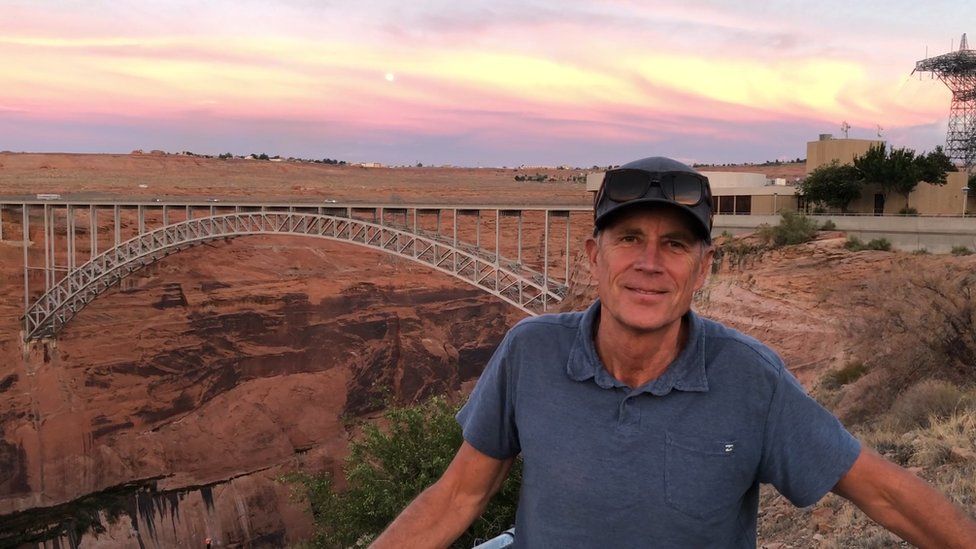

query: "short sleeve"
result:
(758, 366), (861, 507)
(456, 332), (521, 460)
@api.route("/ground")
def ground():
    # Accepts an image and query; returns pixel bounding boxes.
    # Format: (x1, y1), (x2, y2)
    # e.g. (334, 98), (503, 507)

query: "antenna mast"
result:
(841, 121), (851, 138)
(915, 33), (976, 171)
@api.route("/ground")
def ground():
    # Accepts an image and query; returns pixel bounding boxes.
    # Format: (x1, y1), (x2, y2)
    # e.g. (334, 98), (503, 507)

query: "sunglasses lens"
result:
(605, 171), (649, 202)
(664, 173), (703, 205)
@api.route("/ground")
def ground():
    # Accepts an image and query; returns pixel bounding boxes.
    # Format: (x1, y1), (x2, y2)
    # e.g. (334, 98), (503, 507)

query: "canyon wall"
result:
(0, 234), (524, 546)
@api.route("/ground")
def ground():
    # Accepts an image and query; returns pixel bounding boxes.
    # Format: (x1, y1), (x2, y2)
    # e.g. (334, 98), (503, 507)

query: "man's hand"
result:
(832, 447), (976, 548)
(369, 441), (515, 549)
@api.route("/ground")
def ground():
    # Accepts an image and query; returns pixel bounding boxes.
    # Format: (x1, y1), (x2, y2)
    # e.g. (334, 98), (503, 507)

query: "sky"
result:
(0, 0), (973, 167)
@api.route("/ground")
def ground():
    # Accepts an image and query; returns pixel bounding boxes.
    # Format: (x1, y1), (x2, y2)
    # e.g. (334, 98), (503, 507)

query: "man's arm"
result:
(832, 447), (976, 548)
(370, 441), (515, 549)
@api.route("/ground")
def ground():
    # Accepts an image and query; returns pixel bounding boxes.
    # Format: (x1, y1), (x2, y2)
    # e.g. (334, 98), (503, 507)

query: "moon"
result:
(385, 72), (395, 82)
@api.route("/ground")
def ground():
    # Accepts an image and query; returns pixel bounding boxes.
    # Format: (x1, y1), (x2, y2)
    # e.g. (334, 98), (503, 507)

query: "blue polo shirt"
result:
(457, 300), (861, 548)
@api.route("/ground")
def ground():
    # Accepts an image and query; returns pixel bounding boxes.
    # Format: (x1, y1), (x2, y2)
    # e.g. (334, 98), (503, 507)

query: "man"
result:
(372, 157), (976, 547)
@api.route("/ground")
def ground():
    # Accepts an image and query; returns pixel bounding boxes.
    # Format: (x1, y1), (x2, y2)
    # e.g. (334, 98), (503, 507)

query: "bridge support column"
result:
(494, 209), (500, 292)
(114, 205), (121, 247)
(23, 205), (29, 312)
(565, 212), (571, 283)
(543, 210), (549, 309)
(43, 204), (51, 292)
(90, 205), (97, 258)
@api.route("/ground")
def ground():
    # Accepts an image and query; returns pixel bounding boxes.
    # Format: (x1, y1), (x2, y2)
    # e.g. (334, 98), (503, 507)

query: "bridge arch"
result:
(23, 212), (567, 340)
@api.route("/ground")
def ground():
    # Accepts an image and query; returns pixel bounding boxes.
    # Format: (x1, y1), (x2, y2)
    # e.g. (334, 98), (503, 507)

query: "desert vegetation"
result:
(759, 260), (976, 546)
(285, 397), (521, 548)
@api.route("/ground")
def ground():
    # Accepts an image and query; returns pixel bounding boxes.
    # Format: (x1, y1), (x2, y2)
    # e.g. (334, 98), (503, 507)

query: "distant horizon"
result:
(1, 148), (813, 169)
(1, 1), (971, 167)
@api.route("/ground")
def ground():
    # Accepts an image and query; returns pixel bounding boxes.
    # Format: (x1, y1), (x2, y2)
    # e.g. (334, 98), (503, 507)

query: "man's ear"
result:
(695, 246), (715, 290)
(585, 235), (600, 269)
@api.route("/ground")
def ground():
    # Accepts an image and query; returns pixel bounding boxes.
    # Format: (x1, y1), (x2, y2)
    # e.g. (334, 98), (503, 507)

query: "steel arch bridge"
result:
(0, 200), (592, 341)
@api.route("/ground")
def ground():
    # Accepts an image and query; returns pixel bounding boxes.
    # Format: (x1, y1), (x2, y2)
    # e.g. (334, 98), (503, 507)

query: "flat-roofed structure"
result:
(806, 135), (882, 173)
(701, 171), (797, 215)
(805, 135), (971, 216)
(584, 170), (797, 215)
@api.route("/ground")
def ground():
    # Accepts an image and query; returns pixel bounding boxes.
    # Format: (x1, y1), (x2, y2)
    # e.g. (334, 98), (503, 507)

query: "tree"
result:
(285, 396), (522, 548)
(886, 147), (921, 208)
(916, 146), (956, 186)
(798, 160), (863, 213)
(853, 143), (889, 194)
(854, 143), (957, 210)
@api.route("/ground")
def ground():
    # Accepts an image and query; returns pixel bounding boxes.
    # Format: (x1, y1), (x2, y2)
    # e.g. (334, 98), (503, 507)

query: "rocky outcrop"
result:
(0, 235), (523, 546)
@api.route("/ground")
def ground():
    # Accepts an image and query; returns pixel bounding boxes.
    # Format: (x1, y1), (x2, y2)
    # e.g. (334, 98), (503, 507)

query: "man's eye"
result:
(667, 240), (689, 250)
(620, 235), (639, 243)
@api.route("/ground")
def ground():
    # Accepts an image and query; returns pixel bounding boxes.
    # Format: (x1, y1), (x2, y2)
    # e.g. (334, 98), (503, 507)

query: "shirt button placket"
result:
(617, 392), (641, 430)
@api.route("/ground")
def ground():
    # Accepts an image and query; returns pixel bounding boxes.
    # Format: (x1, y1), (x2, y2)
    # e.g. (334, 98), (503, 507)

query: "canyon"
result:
(2, 153), (947, 547)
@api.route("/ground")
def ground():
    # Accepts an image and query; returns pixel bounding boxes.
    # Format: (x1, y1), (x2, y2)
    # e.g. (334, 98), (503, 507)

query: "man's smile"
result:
(623, 285), (668, 296)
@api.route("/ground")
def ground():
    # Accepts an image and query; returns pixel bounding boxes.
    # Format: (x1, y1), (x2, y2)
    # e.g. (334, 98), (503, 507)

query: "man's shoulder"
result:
(507, 309), (584, 340)
(697, 314), (786, 375)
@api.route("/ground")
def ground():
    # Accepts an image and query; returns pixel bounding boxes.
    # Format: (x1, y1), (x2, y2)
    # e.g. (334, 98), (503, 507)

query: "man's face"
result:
(585, 205), (713, 336)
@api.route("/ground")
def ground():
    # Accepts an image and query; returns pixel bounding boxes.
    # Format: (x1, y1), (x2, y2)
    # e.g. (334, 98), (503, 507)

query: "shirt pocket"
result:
(665, 431), (743, 519)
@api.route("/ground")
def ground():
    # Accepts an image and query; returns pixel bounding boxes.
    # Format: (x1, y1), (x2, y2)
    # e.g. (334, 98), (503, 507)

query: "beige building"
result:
(806, 135), (882, 174)
(806, 135), (971, 216)
(701, 171), (797, 215)
(585, 170), (797, 215)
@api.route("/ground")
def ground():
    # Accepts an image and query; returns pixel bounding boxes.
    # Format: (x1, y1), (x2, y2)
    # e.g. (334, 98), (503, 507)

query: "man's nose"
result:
(633, 242), (664, 272)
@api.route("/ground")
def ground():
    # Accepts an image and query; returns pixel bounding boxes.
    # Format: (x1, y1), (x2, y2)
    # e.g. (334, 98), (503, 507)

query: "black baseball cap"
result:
(593, 156), (713, 243)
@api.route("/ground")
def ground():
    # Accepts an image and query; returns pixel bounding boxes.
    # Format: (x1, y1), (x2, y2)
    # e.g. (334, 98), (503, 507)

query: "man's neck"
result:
(593, 311), (688, 389)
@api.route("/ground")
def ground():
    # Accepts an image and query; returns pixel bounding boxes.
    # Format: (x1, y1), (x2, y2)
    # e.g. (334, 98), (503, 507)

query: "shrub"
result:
(898, 206), (919, 216)
(845, 237), (891, 251)
(844, 236), (864, 250)
(820, 219), (837, 231)
(712, 237), (764, 273)
(285, 396), (521, 548)
(951, 245), (972, 256)
(833, 262), (976, 424)
(889, 380), (966, 431)
(913, 248), (930, 255)
(824, 361), (868, 388)
(757, 212), (819, 247)
(866, 238), (892, 251)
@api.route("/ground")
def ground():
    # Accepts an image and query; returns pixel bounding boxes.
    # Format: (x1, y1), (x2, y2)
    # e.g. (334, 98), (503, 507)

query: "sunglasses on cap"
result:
(599, 169), (710, 207)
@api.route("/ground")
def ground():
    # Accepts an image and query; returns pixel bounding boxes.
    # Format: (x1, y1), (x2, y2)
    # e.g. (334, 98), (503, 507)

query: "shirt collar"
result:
(566, 299), (709, 395)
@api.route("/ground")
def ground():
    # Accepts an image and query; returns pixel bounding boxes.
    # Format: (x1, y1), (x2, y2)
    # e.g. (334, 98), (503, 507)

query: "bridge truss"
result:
(0, 200), (592, 341)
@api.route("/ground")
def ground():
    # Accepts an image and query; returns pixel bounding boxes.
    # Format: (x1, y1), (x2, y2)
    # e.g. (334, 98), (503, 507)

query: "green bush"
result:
(898, 206), (919, 216)
(844, 236), (863, 250)
(820, 219), (837, 231)
(951, 245), (972, 256)
(867, 238), (892, 251)
(757, 212), (819, 247)
(845, 237), (891, 251)
(824, 361), (869, 388)
(913, 248), (930, 255)
(285, 396), (521, 548)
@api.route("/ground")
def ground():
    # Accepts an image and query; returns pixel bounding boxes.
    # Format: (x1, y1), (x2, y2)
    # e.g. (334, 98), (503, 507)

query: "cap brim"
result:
(594, 198), (712, 243)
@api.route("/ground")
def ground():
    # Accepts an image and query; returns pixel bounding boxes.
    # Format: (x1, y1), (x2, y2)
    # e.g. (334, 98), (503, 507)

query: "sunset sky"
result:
(1, 0), (972, 166)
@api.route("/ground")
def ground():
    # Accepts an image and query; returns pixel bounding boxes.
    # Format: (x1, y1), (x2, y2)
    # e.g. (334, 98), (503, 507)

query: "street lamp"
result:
(963, 187), (970, 218)
(773, 192), (778, 213)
